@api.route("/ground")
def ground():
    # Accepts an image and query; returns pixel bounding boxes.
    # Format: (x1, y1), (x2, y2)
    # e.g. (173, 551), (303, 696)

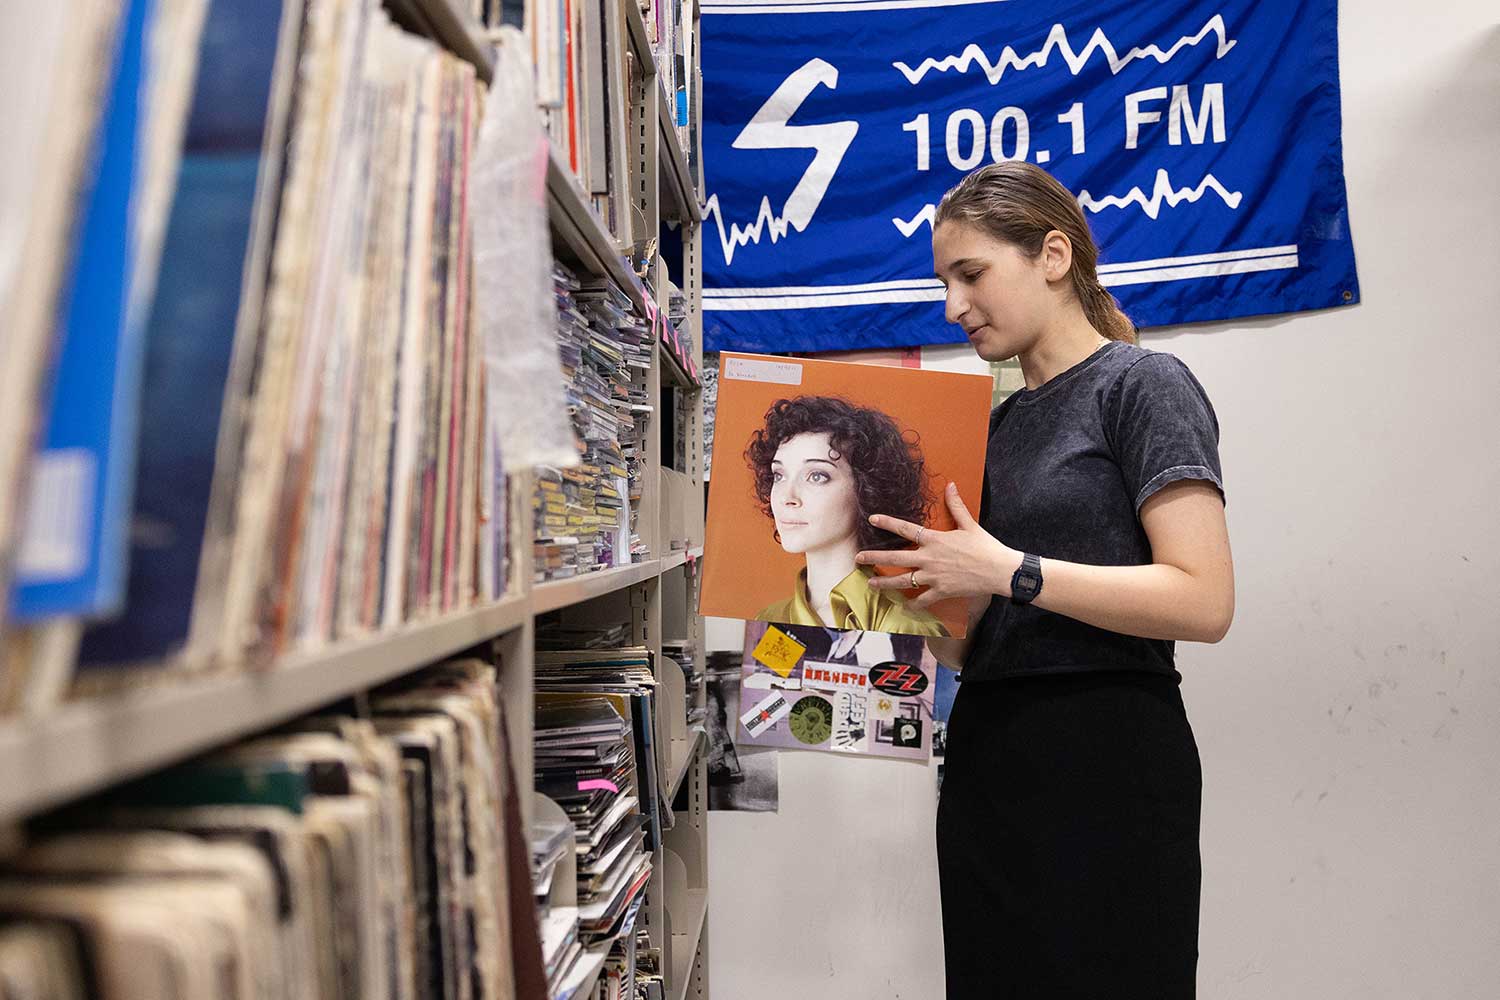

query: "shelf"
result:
(657, 84), (701, 223)
(659, 339), (699, 390)
(670, 887), (710, 1000)
(532, 559), (662, 615)
(666, 727), (705, 802)
(0, 592), (530, 823)
(545, 145), (648, 315)
(389, 0), (495, 83)
(624, 0), (652, 68)
(660, 546), (702, 572)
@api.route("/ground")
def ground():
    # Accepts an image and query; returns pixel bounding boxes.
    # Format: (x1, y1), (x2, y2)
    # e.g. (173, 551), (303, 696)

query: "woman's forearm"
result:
(1004, 554), (1233, 644)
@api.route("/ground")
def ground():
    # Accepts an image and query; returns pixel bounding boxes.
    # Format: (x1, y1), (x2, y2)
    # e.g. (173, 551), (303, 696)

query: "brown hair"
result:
(745, 396), (933, 552)
(934, 162), (1136, 344)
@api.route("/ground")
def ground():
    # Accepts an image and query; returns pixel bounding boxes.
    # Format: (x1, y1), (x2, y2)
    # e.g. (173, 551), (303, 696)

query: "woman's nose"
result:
(944, 290), (966, 326)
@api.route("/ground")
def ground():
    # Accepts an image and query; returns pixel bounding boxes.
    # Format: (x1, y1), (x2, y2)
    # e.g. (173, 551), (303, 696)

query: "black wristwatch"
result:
(1010, 553), (1043, 605)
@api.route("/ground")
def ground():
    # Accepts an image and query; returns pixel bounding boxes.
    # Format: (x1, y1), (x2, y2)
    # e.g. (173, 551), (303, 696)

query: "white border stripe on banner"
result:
(1101, 252), (1299, 288)
(705, 278), (940, 299)
(703, 0), (1009, 14)
(705, 245), (1300, 311)
(708, 289), (947, 311)
(1098, 244), (1298, 274)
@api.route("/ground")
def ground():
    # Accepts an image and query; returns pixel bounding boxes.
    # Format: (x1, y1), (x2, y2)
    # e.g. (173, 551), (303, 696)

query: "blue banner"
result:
(699, 0), (1359, 353)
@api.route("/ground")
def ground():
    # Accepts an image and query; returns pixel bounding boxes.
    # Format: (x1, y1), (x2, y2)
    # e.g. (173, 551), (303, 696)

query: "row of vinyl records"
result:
(1, 0), (692, 710)
(513, 0), (697, 242)
(0, 642), (697, 1000)
(1, 0), (506, 702)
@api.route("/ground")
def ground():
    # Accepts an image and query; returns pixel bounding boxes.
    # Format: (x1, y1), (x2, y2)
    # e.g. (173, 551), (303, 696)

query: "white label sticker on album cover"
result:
(741, 691), (792, 737)
(724, 357), (803, 385)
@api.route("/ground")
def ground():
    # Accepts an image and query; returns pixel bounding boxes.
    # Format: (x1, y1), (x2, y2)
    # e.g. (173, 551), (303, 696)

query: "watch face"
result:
(1017, 573), (1039, 590)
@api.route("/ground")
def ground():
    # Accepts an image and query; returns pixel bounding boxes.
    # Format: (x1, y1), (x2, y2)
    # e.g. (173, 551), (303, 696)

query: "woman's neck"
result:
(804, 539), (860, 626)
(1018, 305), (1109, 390)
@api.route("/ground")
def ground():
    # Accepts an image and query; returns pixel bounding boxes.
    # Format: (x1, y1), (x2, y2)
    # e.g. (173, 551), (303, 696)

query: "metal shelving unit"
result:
(0, 0), (713, 995)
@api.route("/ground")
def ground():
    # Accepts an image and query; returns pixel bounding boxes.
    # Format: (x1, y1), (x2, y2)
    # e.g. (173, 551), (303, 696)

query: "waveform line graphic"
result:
(1077, 169), (1242, 219)
(702, 193), (798, 266)
(890, 169), (1242, 237)
(892, 14), (1237, 85)
(892, 204), (936, 237)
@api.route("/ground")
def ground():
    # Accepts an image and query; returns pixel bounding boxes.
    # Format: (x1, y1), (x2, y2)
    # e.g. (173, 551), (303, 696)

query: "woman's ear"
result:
(1041, 229), (1074, 283)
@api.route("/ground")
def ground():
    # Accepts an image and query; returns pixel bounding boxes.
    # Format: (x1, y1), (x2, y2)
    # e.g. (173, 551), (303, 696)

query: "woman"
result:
(857, 162), (1234, 998)
(746, 395), (949, 637)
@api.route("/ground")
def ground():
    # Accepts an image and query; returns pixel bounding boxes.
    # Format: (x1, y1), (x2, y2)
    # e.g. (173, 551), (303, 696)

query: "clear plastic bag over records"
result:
(472, 28), (577, 471)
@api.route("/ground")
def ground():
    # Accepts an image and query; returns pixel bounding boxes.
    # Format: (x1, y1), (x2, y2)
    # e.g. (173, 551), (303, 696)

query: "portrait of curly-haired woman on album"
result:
(744, 395), (948, 637)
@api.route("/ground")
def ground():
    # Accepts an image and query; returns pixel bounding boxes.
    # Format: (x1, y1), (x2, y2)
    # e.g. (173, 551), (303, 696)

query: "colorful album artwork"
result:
(700, 352), (991, 638)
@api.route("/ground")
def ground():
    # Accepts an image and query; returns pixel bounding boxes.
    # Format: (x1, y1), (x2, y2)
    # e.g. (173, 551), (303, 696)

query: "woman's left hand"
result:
(857, 483), (1019, 610)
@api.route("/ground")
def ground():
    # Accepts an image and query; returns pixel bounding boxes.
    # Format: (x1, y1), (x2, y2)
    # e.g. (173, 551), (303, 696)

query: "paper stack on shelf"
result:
(537, 617), (632, 650)
(1, 658), (529, 1000)
(533, 687), (654, 946)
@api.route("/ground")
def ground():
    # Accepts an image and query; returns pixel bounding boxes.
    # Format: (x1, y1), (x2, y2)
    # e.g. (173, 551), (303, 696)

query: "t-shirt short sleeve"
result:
(1105, 353), (1225, 514)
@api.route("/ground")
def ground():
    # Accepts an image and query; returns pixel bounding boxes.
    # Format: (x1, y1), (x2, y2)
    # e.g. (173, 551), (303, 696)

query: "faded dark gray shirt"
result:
(962, 341), (1224, 682)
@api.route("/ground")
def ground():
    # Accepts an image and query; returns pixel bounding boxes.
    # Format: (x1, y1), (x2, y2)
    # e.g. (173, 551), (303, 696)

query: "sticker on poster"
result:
(788, 695), (833, 745)
(741, 691), (792, 739)
(869, 660), (929, 697)
(800, 661), (868, 693)
(752, 624), (807, 678)
(831, 691), (869, 752)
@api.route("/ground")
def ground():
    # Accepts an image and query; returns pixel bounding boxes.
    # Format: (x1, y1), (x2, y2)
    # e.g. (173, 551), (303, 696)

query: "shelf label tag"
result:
(725, 357), (802, 385)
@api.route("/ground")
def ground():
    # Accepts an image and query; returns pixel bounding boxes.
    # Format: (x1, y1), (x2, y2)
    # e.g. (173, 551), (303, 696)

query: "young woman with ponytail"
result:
(854, 162), (1234, 999)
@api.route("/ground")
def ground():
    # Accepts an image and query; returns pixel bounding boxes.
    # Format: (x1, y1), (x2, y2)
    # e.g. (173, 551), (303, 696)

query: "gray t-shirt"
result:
(962, 340), (1224, 682)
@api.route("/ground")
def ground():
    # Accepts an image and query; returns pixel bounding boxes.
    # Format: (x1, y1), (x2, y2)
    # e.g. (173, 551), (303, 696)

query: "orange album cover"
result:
(700, 352), (993, 638)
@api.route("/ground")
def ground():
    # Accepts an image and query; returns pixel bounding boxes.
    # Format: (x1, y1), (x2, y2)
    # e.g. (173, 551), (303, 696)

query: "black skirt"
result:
(937, 671), (1202, 999)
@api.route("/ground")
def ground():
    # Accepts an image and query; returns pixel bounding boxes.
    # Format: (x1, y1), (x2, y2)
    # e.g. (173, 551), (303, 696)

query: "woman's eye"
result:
(807, 470), (831, 484)
(772, 470), (784, 483)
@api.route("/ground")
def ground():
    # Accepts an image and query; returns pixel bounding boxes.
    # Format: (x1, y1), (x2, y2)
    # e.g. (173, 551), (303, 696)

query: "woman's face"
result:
(932, 220), (1054, 363)
(770, 431), (859, 555)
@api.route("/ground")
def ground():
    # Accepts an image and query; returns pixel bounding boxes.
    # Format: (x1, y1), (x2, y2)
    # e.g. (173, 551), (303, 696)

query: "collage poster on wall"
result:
(737, 621), (937, 762)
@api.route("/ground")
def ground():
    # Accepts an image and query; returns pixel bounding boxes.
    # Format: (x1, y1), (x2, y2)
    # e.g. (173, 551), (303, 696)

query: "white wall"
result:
(704, 4), (1500, 997)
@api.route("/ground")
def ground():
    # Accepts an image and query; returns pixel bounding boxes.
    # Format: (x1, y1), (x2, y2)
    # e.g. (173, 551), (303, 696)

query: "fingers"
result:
(867, 513), (921, 542)
(944, 482), (976, 529)
(855, 548), (920, 569)
(865, 571), (918, 591)
(908, 589), (942, 611)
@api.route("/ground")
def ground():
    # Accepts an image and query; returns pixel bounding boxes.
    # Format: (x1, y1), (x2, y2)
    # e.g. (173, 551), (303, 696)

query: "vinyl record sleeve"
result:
(701, 353), (990, 638)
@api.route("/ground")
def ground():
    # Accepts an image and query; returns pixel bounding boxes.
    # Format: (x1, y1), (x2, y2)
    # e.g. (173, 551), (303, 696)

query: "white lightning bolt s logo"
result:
(703, 58), (858, 265)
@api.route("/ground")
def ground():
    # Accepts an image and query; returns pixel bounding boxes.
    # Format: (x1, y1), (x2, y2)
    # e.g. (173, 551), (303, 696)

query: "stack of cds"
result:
(534, 265), (652, 582)
(702, 352), (719, 481)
